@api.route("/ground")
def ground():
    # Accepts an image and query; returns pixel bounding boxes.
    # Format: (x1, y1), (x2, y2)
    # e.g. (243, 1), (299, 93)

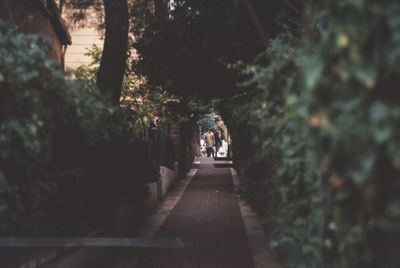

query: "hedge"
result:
(0, 23), (151, 235)
(221, 1), (400, 267)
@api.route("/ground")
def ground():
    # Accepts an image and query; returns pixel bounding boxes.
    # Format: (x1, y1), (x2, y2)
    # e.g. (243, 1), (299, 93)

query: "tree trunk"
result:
(97, 0), (129, 105)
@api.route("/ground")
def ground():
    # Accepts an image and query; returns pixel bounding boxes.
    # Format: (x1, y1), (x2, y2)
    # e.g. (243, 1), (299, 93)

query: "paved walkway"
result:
(37, 157), (258, 268)
(134, 157), (254, 268)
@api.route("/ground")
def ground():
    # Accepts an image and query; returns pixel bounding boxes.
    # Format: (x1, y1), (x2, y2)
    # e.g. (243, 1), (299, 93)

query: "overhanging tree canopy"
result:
(131, 0), (302, 100)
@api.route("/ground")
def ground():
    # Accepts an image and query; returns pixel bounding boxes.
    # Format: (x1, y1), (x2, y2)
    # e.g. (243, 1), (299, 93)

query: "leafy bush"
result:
(0, 23), (149, 235)
(221, 33), (323, 267)
(222, 0), (400, 267)
(75, 43), (180, 141)
(304, 1), (400, 267)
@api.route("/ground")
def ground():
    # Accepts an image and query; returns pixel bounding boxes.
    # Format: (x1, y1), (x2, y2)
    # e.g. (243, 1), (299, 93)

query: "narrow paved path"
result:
(38, 157), (256, 268)
(134, 157), (254, 268)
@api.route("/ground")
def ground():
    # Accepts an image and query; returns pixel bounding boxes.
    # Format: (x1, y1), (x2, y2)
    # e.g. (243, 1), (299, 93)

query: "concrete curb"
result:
(34, 170), (197, 268)
(17, 224), (112, 268)
(145, 163), (179, 211)
(231, 168), (284, 268)
(16, 165), (192, 268)
(138, 168), (198, 239)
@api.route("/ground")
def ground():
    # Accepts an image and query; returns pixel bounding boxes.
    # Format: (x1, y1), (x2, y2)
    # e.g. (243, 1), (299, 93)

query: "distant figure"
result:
(214, 131), (222, 156)
(204, 129), (215, 157)
(148, 119), (159, 142)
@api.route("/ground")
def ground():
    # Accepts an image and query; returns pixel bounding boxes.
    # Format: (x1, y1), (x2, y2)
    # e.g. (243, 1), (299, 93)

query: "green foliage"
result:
(0, 23), (148, 234)
(197, 113), (218, 133)
(74, 44), (102, 91)
(304, 1), (400, 267)
(223, 0), (400, 267)
(75, 43), (180, 140)
(221, 33), (323, 268)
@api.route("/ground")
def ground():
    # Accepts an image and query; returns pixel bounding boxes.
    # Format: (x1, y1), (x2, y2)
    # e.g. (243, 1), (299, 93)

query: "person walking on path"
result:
(204, 129), (215, 157)
(214, 131), (222, 156)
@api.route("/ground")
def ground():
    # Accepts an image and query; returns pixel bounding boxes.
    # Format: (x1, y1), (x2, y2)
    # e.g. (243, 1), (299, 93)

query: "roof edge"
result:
(30, 0), (72, 45)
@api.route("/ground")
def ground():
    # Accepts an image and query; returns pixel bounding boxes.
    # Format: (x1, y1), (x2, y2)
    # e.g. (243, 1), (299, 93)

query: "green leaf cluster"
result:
(0, 23), (148, 235)
(222, 0), (400, 267)
(221, 32), (323, 268)
(75, 42), (180, 140)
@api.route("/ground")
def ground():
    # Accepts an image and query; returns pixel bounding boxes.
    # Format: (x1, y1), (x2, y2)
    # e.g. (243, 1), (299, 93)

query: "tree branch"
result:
(283, 0), (301, 15)
(241, 0), (269, 49)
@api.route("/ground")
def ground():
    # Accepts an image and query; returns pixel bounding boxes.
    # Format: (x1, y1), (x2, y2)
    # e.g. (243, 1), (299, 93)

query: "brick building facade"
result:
(0, 0), (71, 65)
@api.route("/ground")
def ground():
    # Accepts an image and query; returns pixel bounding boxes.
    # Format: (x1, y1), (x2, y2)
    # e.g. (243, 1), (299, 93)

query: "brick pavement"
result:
(133, 157), (255, 268)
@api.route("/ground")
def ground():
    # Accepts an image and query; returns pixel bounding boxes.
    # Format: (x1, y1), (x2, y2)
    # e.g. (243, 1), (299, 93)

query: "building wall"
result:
(64, 27), (104, 70)
(64, 10), (104, 70)
(0, 1), (65, 63)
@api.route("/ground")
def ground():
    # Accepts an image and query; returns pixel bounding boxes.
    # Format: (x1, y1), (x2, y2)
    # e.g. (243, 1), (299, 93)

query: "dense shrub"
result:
(222, 0), (400, 267)
(0, 23), (149, 235)
(305, 1), (400, 267)
(221, 34), (322, 267)
(77, 43), (180, 133)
